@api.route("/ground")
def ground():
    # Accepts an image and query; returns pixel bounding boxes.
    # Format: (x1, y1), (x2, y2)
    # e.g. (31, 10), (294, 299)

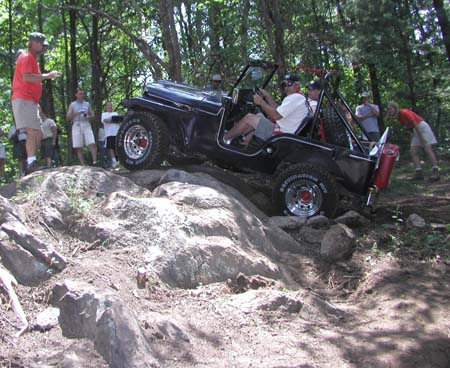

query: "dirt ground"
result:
(0, 164), (449, 368)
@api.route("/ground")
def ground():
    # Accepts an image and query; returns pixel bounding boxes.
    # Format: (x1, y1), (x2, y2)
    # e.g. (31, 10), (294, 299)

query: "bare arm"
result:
(253, 94), (282, 120)
(22, 70), (61, 83)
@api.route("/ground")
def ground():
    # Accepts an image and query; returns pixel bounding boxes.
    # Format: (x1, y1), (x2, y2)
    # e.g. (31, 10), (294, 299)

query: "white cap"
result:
(211, 74), (222, 81)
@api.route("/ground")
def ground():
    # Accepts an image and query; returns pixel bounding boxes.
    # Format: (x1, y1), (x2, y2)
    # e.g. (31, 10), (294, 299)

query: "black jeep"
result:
(116, 61), (398, 218)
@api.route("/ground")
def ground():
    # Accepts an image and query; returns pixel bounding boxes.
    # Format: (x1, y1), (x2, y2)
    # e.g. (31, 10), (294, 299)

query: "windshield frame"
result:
(228, 61), (278, 96)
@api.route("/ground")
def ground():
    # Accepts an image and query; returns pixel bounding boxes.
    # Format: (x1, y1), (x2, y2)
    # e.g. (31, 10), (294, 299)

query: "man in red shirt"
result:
(386, 101), (440, 181)
(11, 32), (61, 174)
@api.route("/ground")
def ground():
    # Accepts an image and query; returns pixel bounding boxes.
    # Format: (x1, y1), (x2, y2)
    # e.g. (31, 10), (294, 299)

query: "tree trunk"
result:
(88, 9), (102, 139)
(8, 0), (13, 82)
(69, 1), (78, 95)
(368, 63), (384, 132)
(257, 0), (286, 78)
(240, 0), (250, 65)
(433, 0), (450, 62)
(37, 0), (55, 118)
(351, 61), (362, 104)
(207, 2), (223, 81)
(159, 0), (182, 81)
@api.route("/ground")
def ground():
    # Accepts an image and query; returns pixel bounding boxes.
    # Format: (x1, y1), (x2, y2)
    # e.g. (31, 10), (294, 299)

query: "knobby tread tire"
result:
(116, 111), (169, 170)
(322, 107), (351, 148)
(273, 163), (338, 218)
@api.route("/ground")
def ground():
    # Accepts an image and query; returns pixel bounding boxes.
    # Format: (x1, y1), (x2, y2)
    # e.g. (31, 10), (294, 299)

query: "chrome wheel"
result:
(123, 125), (151, 160)
(285, 180), (323, 217)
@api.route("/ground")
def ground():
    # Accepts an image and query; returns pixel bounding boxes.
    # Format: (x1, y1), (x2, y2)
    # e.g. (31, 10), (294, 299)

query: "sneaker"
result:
(26, 160), (40, 175)
(223, 136), (232, 145)
(429, 168), (440, 182)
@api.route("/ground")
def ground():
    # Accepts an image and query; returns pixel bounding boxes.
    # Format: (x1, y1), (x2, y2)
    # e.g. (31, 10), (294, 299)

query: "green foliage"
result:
(0, 0), (448, 173)
(63, 177), (94, 215)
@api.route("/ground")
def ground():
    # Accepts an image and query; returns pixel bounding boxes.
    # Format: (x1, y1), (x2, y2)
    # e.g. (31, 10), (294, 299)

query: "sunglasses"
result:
(280, 81), (293, 88)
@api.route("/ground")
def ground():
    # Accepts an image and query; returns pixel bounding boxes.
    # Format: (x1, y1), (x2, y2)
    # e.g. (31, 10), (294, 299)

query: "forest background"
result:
(0, 0), (449, 177)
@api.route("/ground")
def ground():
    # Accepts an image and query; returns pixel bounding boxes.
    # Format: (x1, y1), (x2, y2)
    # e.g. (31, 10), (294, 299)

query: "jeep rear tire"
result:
(273, 163), (338, 218)
(322, 107), (351, 148)
(116, 111), (168, 170)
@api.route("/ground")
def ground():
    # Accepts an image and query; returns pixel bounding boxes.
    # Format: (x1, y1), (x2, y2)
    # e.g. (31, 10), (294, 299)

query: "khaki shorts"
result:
(12, 98), (42, 130)
(411, 121), (437, 146)
(72, 121), (95, 148)
(254, 116), (274, 140)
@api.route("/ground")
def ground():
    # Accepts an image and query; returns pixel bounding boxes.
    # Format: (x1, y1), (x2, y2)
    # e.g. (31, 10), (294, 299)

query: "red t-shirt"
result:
(12, 51), (42, 104)
(398, 109), (423, 129)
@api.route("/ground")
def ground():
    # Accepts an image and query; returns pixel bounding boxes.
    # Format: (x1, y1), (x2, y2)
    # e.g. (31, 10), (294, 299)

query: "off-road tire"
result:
(116, 111), (169, 170)
(322, 107), (351, 148)
(273, 163), (338, 218)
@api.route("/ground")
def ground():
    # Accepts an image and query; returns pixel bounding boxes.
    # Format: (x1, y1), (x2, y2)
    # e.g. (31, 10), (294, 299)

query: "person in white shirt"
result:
(66, 88), (97, 165)
(101, 101), (120, 168)
(306, 80), (321, 112)
(39, 109), (57, 168)
(223, 74), (308, 144)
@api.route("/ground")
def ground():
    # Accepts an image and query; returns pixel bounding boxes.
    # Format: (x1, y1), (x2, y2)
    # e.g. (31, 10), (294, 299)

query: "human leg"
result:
(76, 148), (85, 165)
(423, 144), (438, 167)
(88, 143), (98, 165)
(82, 123), (97, 164)
(0, 144), (6, 180)
(12, 99), (41, 168)
(224, 113), (261, 141)
(410, 145), (422, 171)
(0, 158), (5, 182)
(72, 123), (85, 164)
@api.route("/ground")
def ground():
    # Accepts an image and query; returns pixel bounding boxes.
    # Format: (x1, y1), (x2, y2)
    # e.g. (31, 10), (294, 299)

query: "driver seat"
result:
(294, 113), (314, 135)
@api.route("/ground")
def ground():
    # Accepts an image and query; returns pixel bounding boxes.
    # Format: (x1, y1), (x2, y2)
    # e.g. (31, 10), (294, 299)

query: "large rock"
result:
(320, 224), (356, 262)
(267, 216), (307, 230)
(0, 236), (51, 285)
(6, 167), (301, 288)
(335, 210), (369, 228)
(406, 213), (426, 229)
(52, 280), (159, 368)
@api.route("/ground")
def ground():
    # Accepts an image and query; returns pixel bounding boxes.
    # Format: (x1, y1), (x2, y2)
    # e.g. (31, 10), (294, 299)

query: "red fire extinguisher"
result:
(373, 143), (400, 189)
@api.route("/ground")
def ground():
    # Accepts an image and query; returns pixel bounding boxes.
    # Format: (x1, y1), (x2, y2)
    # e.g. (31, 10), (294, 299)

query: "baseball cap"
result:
(282, 73), (299, 83)
(211, 74), (222, 81)
(29, 32), (49, 46)
(361, 92), (370, 98)
(307, 80), (321, 90)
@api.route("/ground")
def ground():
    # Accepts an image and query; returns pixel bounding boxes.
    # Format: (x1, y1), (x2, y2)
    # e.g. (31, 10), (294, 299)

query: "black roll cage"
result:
(302, 70), (372, 154)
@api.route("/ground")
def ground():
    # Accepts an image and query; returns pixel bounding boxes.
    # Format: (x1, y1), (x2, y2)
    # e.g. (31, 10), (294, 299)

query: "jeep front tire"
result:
(116, 111), (168, 170)
(273, 163), (338, 218)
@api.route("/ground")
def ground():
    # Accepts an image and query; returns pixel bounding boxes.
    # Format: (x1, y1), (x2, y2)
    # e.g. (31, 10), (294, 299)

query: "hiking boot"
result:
(411, 170), (424, 181)
(429, 167), (440, 182)
(26, 160), (40, 175)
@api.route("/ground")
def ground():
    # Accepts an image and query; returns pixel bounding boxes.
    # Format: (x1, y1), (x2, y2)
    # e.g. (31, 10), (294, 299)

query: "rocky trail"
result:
(0, 164), (449, 368)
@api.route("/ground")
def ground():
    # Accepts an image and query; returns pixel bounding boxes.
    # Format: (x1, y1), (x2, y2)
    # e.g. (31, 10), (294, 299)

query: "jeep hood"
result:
(144, 80), (222, 114)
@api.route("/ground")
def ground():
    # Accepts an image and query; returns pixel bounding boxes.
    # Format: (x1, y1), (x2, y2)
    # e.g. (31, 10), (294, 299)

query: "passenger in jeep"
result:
(223, 74), (309, 144)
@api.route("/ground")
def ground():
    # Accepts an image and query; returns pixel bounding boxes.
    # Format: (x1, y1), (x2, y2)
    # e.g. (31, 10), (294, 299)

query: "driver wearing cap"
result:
(223, 73), (309, 144)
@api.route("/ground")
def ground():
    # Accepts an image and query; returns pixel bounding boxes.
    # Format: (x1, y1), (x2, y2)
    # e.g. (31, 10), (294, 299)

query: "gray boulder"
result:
(406, 213), (427, 229)
(320, 223), (356, 262)
(52, 280), (159, 368)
